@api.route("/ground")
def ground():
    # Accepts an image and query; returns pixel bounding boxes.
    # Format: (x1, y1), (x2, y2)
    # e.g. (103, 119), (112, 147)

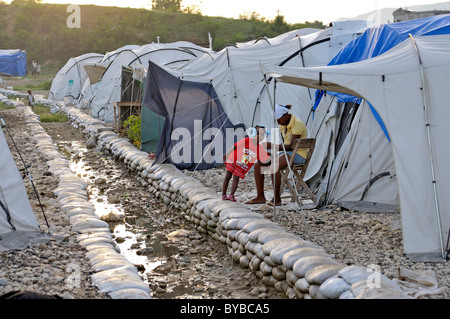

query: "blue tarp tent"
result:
(0, 50), (27, 77)
(313, 14), (450, 139)
(317, 14), (450, 104)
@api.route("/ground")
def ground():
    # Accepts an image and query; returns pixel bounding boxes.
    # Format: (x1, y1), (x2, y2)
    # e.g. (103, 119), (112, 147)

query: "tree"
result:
(151, 0), (182, 12)
(271, 14), (289, 34)
(182, 4), (201, 15)
(239, 11), (266, 22)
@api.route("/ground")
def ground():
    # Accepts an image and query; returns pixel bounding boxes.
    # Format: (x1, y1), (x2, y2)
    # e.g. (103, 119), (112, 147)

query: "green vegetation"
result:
(32, 104), (68, 122)
(123, 115), (142, 148)
(13, 81), (52, 91)
(0, 0), (326, 66)
(0, 102), (13, 110)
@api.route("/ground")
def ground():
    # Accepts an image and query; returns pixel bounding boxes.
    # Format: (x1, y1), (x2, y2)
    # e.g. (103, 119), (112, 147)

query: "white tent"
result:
(76, 45), (142, 110)
(235, 28), (319, 48)
(83, 42), (214, 123)
(271, 15), (450, 213)
(263, 34), (450, 261)
(152, 21), (368, 131)
(48, 52), (104, 102)
(0, 123), (44, 251)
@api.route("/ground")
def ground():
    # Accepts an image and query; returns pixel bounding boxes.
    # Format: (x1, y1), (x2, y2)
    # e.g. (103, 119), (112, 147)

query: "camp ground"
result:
(141, 20), (370, 171)
(47, 22), (368, 168)
(262, 19), (450, 261)
(45, 15), (450, 263)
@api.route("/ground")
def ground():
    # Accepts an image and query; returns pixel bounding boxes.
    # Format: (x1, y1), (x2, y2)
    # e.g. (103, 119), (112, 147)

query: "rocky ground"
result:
(190, 159), (450, 299)
(0, 75), (449, 300)
(0, 106), (286, 299)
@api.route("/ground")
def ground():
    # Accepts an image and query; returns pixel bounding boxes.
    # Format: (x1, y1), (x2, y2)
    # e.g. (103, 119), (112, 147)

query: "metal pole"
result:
(261, 67), (310, 237)
(409, 34), (445, 259)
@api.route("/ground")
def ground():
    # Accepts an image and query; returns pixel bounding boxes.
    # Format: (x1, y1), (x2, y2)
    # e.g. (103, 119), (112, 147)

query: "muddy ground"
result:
(44, 120), (286, 299)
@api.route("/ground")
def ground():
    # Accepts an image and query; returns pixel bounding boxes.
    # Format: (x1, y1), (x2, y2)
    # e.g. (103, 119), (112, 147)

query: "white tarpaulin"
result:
(0, 124), (44, 250)
(48, 52), (104, 101)
(263, 34), (450, 261)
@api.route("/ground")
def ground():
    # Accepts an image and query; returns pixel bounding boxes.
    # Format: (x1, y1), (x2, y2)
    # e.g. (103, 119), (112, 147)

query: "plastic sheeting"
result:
(0, 50), (26, 77)
(143, 61), (244, 171)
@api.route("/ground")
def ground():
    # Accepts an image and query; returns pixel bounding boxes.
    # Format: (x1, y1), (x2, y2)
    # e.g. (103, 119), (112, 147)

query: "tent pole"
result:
(296, 34), (314, 123)
(409, 34), (445, 259)
(0, 118), (51, 234)
(261, 68), (310, 237)
(226, 48), (245, 125)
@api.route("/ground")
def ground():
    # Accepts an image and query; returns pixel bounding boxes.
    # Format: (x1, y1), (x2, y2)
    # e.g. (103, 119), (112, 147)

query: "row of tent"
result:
(47, 15), (450, 261)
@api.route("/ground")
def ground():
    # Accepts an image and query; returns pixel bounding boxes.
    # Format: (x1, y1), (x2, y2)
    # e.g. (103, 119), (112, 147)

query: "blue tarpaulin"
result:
(313, 14), (450, 139)
(0, 50), (27, 77)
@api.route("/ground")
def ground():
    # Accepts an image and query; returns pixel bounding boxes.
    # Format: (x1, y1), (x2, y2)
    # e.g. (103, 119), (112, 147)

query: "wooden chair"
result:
(279, 138), (316, 204)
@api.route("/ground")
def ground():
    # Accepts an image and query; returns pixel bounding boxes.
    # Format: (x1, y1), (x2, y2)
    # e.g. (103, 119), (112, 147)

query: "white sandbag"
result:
(91, 259), (135, 272)
(66, 207), (97, 217)
(295, 277), (310, 293)
(263, 238), (315, 256)
(319, 276), (351, 299)
(91, 265), (141, 285)
(61, 202), (95, 213)
(77, 231), (112, 242)
(339, 290), (355, 299)
(84, 243), (119, 254)
(355, 288), (411, 299)
(258, 229), (302, 245)
(78, 236), (115, 247)
(282, 247), (330, 270)
(305, 264), (346, 285)
(108, 288), (151, 299)
(337, 265), (371, 285)
(219, 211), (263, 223)
(270, 240), (320, 265)
(96, 276), (151, 294)
(71, 215), (110, 231)
(292, 256), (340, 278)
(351, 277), (403, 297)
(85, 246), (124, 261)
(241, 220), (284, 234)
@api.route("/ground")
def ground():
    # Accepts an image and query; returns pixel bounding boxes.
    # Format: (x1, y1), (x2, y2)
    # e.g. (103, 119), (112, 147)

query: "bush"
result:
(123, 115), (141, 149)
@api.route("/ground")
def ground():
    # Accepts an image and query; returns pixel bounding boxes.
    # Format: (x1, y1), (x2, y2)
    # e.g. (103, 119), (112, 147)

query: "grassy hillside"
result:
(0, 0), (325, 69)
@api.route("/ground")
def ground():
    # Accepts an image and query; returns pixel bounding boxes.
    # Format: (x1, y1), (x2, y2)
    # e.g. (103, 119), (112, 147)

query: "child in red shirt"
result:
(222, 125), (270, 201)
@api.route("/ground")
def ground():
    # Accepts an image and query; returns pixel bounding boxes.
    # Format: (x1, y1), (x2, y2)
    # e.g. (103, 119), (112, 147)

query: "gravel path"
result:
(189, 168), (450, 299)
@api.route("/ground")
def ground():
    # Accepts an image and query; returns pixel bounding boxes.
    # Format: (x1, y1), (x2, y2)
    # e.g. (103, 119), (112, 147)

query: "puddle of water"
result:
(59, 140), (173, 283)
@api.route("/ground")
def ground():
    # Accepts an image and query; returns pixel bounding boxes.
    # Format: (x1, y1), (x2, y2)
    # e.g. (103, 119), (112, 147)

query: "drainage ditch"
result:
(44, 121), (285, 299)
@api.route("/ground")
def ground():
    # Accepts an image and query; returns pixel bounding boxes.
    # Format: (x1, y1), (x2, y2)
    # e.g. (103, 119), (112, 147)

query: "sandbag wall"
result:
(0, 92), (152, 299)
(63, 105), (410, 299)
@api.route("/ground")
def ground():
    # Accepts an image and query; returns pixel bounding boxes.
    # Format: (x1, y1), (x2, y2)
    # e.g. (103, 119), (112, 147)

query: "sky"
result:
(9, 0), (450, 24)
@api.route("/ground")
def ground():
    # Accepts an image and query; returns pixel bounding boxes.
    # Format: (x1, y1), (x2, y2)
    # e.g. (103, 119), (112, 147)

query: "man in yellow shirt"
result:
(246, 104), (308, 206)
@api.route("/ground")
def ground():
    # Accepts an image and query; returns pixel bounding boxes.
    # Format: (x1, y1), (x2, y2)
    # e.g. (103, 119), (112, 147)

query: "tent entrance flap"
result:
(143, 60), (244, 171)
(141, 106), (164, 153)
